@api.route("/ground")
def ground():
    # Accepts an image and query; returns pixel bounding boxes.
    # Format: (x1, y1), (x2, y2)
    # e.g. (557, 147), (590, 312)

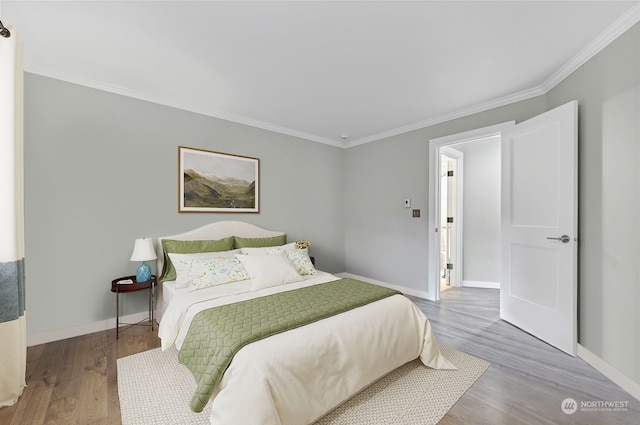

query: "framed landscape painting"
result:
(178, 146), (259, 213)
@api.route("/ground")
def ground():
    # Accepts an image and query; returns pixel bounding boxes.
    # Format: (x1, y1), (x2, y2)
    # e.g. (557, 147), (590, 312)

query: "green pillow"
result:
(233, 235), (287, 249)
(160, 237), (234, 282)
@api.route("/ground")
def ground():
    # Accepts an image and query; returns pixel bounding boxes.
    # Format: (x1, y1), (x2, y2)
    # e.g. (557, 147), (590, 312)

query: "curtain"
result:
(0, 24), (26, 408)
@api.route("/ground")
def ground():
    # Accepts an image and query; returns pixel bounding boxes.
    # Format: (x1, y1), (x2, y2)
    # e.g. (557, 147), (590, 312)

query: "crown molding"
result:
(347, 3), (640, 148)
(27, 70), (346, 148)
(27, 3), (639, 150)
(344, 86), (544, 148)
(541, 2), (640, 93)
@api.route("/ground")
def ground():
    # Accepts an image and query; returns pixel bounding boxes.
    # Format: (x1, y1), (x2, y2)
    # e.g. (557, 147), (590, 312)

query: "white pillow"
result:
(168, 251), (248, 290)
(235, 253), (303, 291)
(240, 246), (317, 276)
(240, 242), (296, 255)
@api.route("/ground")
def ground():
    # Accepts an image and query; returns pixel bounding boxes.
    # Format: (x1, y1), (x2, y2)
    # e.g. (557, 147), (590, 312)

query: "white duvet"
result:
(158, 273), (455, 425)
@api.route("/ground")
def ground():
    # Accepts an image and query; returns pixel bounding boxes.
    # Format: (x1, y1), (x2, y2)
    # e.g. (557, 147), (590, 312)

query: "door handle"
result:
(547, 235), (570, 243)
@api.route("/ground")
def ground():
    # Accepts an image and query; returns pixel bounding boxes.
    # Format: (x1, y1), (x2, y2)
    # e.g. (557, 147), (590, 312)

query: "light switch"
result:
(412, 209), (421, 218)
(404, 199), (411, 208)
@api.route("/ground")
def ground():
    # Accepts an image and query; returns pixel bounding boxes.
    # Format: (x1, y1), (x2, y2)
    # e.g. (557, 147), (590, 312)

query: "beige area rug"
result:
(117, 345), (489, 425)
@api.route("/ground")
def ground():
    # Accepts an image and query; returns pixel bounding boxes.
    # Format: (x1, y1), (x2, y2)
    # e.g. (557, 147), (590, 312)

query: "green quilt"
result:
(178, 278), (400, 412)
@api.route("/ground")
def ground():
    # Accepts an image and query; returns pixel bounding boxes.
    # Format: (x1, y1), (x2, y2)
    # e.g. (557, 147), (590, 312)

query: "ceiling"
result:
(2, 1), (638, 147)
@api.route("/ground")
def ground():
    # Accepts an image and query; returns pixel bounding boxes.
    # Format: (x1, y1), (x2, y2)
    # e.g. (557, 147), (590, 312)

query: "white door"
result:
(500, 100), (578, 356)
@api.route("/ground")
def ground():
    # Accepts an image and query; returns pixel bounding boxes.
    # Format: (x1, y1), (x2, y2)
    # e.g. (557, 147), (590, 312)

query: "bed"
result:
(156, 221), (454, 425)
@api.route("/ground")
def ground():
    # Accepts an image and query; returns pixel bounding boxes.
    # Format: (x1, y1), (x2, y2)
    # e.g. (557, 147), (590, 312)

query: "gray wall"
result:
(24, 74), (345, 336)
(344, 23), (639, 383)
(456, 138), (501, 284)
(343, 97), (547, 291)
(545, 23), (640, 382)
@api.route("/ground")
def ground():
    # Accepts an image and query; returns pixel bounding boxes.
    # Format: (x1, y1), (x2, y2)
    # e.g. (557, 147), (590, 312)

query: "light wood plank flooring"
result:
(412, 288), (640, 425)
(1, 288), (638, 424)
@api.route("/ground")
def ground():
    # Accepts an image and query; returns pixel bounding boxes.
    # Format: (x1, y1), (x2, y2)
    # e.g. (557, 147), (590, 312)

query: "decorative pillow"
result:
(279, 248), (318, 276)
(240, 245), (317, 276)
(235, 253), (302, 291)
(167, 250), (242, 288)
(233, 235), (287, 248)
(160, 237), (235, 282)
(169, 252), (249, 291)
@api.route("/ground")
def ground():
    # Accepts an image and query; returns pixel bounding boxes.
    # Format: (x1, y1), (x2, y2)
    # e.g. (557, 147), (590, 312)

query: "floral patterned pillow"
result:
(238, 241), (317, 276)
(265, 247), (318, 276)
(168, 253), (249, 291)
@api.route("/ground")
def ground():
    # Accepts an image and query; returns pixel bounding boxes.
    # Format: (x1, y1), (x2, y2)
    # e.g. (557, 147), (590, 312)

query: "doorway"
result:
(428, 122), (513, 301)
(439, 147), (463, 292)
(428, 101), (578, 355)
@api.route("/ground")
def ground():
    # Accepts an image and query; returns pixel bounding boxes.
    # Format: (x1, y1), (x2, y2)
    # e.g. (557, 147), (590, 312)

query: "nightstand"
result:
(111, 275), (157, 339)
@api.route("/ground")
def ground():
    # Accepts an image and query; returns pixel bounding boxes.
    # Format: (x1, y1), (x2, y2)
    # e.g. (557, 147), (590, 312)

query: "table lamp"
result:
(130, 238), (157, 282)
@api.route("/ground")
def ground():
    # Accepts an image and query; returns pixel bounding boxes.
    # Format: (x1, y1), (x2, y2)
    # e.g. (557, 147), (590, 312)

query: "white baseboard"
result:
(29, 274), (423, 346)
(462, 280), (500, 289)
(577, 344), (640, 402)
(27, 311), (151, 347)
(336, 273), (430, 299)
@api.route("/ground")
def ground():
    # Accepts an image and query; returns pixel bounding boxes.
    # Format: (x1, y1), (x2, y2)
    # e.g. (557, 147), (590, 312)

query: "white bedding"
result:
(162, 280), (179, 305)
(159, 272), (335, 351)
(158, 273), (455, 425)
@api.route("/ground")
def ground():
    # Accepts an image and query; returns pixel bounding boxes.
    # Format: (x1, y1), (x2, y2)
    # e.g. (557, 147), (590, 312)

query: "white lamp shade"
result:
(130, 238), (157, 262)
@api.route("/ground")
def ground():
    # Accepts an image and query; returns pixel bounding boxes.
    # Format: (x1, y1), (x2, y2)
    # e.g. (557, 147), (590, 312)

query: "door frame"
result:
(427, 121), (514, 301)
(439, 146), (464, 291)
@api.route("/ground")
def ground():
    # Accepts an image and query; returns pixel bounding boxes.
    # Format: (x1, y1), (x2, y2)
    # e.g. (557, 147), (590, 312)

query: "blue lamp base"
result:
(136, 262), (151, 282)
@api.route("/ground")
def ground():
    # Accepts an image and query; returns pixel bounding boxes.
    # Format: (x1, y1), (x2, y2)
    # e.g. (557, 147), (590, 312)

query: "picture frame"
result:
(178, 146), (259, 213)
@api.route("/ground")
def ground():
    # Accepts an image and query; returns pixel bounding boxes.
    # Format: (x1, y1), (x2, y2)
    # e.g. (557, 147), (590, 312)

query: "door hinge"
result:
(447, 263), (453, 270)
(447, 217), (454, 223)
(447, 170), (454, 177)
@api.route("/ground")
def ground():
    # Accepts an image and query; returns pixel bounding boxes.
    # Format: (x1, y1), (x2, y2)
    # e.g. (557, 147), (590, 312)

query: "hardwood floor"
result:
(1, 288), (638, 424)
(0, 323), (160, 425)
(411, 288), (640, 425)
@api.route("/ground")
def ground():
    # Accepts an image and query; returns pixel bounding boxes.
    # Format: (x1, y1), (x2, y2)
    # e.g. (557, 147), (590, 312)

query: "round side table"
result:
(111, 275), (157, 339)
